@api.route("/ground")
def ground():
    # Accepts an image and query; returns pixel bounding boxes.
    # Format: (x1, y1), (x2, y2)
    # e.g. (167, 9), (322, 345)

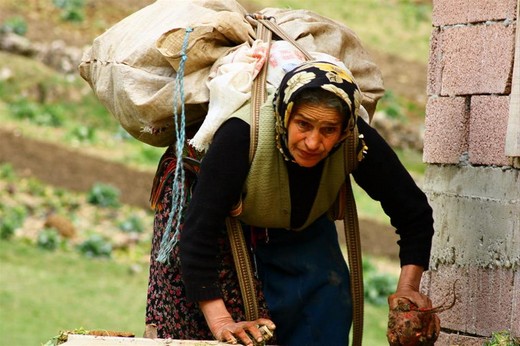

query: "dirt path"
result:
(0, 127), (399, 259)
(0, 127), (153, 210)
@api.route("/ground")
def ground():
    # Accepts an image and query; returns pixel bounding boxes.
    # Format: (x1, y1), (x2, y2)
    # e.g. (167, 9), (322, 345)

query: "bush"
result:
(8, 99), (65, 127)
(0, 206), (28, 240)
(77, 234), (112, 258)
(37, 228), (62, 251)
(484, 331), (519, 346)
(363, 257), (398, 306)
(0, 164), (16, 179)
(52, 0), (85, 22)
(68, 125), (97, 143)
(87, 183), (120, 208)
(1, 16), (28, 36)
(119, 215), (144, 234)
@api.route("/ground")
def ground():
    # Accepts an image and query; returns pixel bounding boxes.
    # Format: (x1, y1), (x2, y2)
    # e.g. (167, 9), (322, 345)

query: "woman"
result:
(145, 61), (437, 345)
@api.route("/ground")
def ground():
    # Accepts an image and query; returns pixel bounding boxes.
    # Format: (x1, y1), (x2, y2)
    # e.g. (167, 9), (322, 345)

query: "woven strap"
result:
(225, 14), (272, 322)
(226, 217), (259, 321)
(247, 14), (272, 162)
(342, 127), (364, 346)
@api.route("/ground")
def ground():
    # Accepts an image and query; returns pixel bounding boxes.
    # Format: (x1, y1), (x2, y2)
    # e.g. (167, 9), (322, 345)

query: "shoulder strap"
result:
(341, 127), (364, 346)
(226, 14), (273, 322)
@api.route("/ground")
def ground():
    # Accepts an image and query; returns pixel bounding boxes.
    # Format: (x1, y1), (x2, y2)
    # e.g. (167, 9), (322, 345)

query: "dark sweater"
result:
(179, 117), (434, 302)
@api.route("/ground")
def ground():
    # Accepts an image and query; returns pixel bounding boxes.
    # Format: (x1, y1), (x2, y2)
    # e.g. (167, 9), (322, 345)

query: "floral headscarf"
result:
(273, 61), (364, 162)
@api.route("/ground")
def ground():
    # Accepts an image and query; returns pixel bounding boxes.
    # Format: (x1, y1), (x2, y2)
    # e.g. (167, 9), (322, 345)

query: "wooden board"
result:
(62, 334), (229, 346)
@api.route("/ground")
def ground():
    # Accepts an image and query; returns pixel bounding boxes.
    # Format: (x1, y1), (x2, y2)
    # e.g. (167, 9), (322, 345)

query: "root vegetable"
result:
(387, 283), (457, 346)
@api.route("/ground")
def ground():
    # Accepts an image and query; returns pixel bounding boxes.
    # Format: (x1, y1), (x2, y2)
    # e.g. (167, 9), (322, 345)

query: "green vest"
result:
(232, 95), (348, 231)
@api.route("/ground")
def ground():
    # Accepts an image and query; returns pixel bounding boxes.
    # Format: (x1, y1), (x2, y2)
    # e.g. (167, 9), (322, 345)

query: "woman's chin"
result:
(294, 157), (321, 168)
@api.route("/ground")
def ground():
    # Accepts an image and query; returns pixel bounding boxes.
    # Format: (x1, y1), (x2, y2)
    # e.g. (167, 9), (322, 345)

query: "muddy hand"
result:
(215, 319), (275, 346)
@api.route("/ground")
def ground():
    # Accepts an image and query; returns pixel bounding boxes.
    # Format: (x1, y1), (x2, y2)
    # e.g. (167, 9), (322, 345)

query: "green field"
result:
(0, 240), (391, 346)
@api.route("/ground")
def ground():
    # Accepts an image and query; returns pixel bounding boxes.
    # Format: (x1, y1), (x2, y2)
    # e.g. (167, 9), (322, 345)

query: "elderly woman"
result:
(145, 61), (436, 345)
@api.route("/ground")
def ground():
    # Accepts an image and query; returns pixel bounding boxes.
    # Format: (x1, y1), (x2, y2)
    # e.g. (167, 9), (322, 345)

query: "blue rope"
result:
(156, 27), (193, 264)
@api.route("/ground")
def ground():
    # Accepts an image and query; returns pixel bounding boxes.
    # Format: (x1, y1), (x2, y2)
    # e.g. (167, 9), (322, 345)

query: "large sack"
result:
(258, 7), (384, 116)
(79, 0), (252, 146)
(79, 0), (384, 147)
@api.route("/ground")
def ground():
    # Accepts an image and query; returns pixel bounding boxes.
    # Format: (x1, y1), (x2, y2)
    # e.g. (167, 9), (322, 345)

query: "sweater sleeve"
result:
(352, 118), (434, 269)
(179, 118), (250, 302)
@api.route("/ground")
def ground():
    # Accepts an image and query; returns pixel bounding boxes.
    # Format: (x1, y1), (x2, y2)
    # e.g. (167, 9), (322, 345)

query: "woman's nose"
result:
(305, 130), (321, 150)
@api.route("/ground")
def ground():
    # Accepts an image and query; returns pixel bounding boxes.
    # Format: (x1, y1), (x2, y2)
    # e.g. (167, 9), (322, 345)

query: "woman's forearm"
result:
(396, 264), (424, 292)
(199, 298), (235, 336)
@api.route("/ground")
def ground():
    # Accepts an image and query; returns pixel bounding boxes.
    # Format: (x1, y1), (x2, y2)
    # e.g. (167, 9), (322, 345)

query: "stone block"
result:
(426, 265), (518, 337)
(438, 331), (487, 346)
(423, 97), (468, 164)
(427, 28), (442, 96)
(432, 0), (518, 26)
(423, 165), (520, 268)
(438, 24), (515, 96)
(470, 268), (515, 335)
(512, 270), (520, 337)
(426, 266), (470, 332)
(468, 95), (511, 166)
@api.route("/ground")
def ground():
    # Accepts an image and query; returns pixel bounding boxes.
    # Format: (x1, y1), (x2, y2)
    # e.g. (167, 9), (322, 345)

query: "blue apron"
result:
(253, 215), (353, 346)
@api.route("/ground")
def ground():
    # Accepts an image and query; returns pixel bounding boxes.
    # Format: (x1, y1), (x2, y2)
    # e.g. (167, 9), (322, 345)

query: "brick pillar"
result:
(422, 0), (519, 344)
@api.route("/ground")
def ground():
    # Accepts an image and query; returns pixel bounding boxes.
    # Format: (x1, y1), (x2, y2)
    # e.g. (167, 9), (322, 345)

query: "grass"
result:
(0, 240), (149, 346)
(0, 240), (391, 346)
(0, 52), (165, 172)
(252, 0), (432, 64)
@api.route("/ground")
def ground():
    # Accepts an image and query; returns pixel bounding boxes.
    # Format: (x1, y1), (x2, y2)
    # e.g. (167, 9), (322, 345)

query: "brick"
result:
(472, 268), (515, 335)
(440, 332), (487, 346)
(438, 24), (515, 96)
(512, 270), (520, 337)
(427, 28), (442, 96)
(432, 0), (518, 26)
(423, 96), (468, 164)
(426, 265), (518, 337)
(427, 266), (471, 332)
(468, 95), (511, 166)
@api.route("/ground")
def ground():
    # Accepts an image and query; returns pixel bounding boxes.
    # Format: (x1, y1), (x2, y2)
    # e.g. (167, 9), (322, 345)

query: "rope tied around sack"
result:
(156, 27), (193, 264)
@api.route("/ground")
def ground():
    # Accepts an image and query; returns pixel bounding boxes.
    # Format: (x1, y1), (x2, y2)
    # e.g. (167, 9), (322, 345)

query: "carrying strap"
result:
(341, 127), (364, 346)
(247, 14), (272, 163)
(226, 14), (272, 322)
(226, 14), (365, 346)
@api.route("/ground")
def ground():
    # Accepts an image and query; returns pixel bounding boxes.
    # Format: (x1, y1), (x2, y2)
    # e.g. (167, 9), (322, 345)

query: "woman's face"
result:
(287, 103), (344, 168)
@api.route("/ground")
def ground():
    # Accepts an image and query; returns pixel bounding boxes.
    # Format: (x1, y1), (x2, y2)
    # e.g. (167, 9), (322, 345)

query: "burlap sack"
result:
(79, 0), (251, 147)
(79, 0), (384, 147)
(258, 7), (385, 117)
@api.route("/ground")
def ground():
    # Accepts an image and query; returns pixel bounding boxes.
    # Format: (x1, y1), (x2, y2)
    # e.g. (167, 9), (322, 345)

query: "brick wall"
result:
(422, 0), (519, 344)
(425, 0), (517, 166)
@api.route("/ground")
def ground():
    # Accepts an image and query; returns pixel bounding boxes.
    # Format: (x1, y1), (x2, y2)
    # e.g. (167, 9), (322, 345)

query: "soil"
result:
(0, 0), (408, 260)
(0, 126), (399, 260)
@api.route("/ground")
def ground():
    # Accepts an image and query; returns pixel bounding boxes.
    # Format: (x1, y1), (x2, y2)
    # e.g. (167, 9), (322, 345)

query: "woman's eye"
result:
(297, 120), (310, 129)
(322, 127), (339, 135)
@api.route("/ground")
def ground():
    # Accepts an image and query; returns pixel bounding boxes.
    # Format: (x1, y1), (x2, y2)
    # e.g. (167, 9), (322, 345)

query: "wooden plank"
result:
(62, 334), (228, 346)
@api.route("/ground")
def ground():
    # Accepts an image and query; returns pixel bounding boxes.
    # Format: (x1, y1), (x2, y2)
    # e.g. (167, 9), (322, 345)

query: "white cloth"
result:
(188, 40), (268, 151)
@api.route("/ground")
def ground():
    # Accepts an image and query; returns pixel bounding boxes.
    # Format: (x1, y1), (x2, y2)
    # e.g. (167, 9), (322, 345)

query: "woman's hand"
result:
(199, 299), (276, 345)
(388, 264), (430, 308)
(386, 264), (440, 345)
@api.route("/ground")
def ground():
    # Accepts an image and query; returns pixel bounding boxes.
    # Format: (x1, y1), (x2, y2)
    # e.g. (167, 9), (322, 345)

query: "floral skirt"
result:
(145, 146), (270, 340)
